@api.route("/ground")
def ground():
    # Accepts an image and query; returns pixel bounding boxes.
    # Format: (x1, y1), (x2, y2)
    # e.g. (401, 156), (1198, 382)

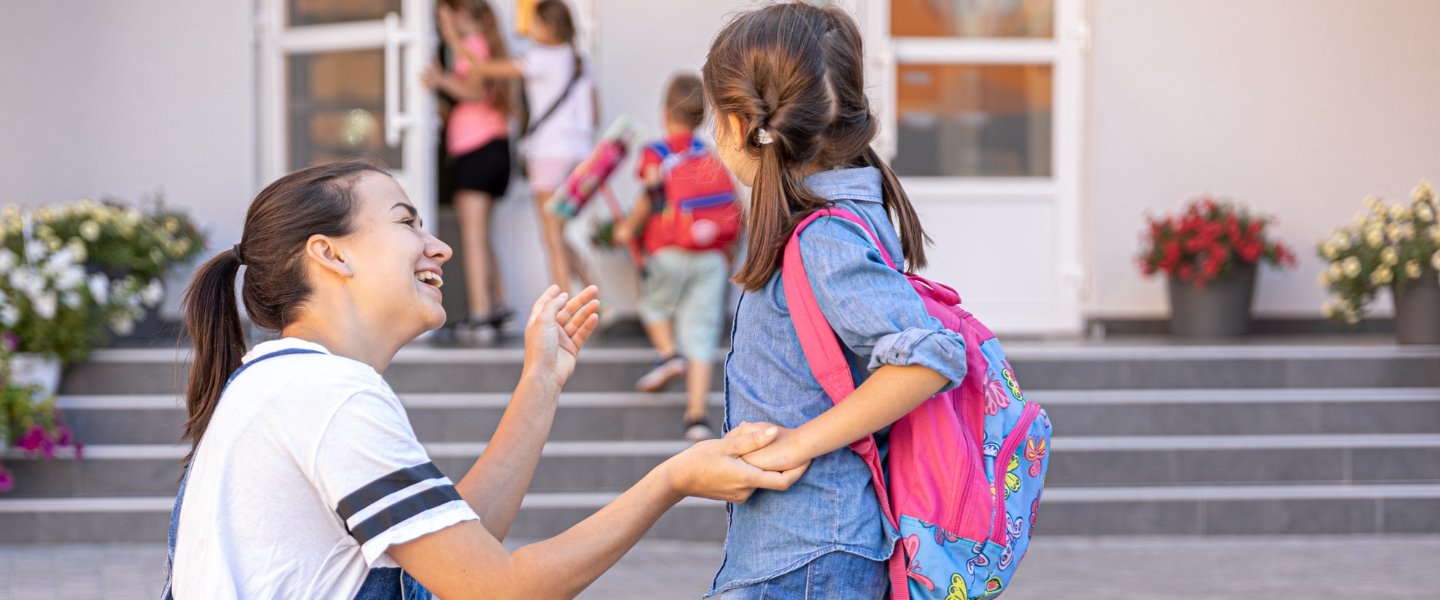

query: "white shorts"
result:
(526, 157), (582, 194)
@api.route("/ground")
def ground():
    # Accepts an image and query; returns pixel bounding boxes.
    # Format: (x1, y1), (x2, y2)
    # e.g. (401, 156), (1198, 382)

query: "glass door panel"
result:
(891, 0), (1054, 38)
(287, 49), (403, 169)
(893, 63), (1052, 177)
(289, 0), (402, 27)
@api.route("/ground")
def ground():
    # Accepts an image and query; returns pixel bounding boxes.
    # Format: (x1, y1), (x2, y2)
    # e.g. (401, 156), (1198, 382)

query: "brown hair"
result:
(702, 2), (929, 291)
(180, 161), (386, 468)
(665, 73), (706, 130)
(444, 0), (515, 115)
(534, 0), (582, 75)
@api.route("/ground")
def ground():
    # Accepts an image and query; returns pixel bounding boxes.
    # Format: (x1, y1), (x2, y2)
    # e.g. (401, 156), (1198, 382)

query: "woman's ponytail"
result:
(180, 248), (246, 469)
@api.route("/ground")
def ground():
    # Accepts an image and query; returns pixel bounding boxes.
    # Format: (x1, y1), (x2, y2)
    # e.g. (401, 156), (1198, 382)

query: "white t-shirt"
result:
(172, 338), (479, 599)
(519, 42), (595, 160)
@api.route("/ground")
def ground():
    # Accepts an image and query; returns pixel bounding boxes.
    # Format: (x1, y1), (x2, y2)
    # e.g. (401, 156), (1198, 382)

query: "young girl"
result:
(700, 4), (970, 598)
(165, 161), (805, 599)
(423, 0), (515, 339)
(462, 0), (597, 292)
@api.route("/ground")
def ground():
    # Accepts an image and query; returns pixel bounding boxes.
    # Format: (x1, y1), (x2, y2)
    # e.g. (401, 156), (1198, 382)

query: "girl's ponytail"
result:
(180, 248), (246, 469)
(866, 146), (930, 272)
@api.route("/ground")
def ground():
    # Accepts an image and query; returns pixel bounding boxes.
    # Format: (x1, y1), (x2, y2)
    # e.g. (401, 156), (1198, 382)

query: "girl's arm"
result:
(452, 286), (595, 539)
(738, 364), (947, 472)
(390, 423), (807, 599)
(614, 165), (660, 246)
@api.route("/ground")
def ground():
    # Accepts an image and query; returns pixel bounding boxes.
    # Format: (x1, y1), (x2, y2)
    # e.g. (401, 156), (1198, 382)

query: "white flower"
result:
(0, 248), (15, 272)
(110, 314), (136, 336)
(0, 304), (17, 327)
(1365, 227), (1385, 248)
(1390, 204), (1410, 220)
(88, 274), (109, 304)
(1321, 242), (1338, 259)
(1343, 256), (1362, 278)
(54, 265), (86, 292)
(80, 220), (101, 241)
(1329, 262), (1344, 280)
(149, 247), (165, 265)
(1433, 250), (1440, 272)
(25, 239), (46, 262)
(34, 292), (57, 319)
(1317, 270), (1331, 286)
(67, 238), (87, 262)
(1353, 211), (1371, 226)
(1400, 223), (1416, 240)
(1418, 203), (1435, 223)
(1371, 267), (1394, 286)
(1432, 226), (1440, 245)
(1405, 261), (1423, 279)
(1381, 247), (1399, 265)
(1321, 301), (1337, 318)
(1413, 180), (1435, 203)
(141, 279), (164, 307)
(1365, 195), (1383, 211)
(62, 291), (81, 309)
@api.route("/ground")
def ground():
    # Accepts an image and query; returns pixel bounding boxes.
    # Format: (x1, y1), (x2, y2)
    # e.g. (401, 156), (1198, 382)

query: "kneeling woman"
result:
(164, 161), (804, 599)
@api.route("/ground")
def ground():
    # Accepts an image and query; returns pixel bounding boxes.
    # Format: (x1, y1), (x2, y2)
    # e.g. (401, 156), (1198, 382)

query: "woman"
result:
(165, 161), (805, 598)
(456, 0), (597, 292)
(422, 0), (516, 340)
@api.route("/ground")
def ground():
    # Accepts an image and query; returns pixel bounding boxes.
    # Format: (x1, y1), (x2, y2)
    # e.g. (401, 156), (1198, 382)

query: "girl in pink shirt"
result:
(423, 0), (515, 340)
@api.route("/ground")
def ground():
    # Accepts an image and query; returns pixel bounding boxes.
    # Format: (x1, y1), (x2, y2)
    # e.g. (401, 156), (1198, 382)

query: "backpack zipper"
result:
(990, 401), (1042, 545)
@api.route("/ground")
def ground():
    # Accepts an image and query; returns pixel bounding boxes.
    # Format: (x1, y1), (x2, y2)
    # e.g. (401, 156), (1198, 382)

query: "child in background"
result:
(614, 74), (739, 442)
(463, 0), (597, 292)
(422, 0), (514, 340)
(701, 3), (969, 598)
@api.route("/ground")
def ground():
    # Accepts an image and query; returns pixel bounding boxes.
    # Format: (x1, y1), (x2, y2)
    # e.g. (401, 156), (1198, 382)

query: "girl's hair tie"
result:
(232, 244), (245, 265)
(754, 128), (775, 146)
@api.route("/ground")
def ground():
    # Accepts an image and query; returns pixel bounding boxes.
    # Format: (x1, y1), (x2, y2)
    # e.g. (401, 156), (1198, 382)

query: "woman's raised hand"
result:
(660, 422), (810, 504)
(522, 285), (601, 390)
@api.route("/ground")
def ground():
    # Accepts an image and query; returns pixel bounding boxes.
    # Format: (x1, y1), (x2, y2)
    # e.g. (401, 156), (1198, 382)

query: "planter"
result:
(1394, 269), (1440, 345)
(1167, 262), (1257, 337)
(9, 353), (62, 396)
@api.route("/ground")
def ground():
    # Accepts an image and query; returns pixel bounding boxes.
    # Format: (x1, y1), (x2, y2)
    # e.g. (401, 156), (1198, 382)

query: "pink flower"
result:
(0, 466), (14, 493)
(16, 426), (46, 454)
(1, 332), (17, 352)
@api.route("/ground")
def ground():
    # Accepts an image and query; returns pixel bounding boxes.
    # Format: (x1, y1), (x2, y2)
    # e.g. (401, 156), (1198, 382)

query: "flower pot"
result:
(1394, 269), (1440, 345)
(1167, 262), (1257, 337)
(10, 353), (63, 396)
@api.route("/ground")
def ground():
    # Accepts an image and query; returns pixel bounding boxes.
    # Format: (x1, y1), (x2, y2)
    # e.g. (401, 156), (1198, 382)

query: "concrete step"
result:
(52, 387), (1440, 445)
(59, 343), (1440, 395)
(7, 434), (1440, 498)
(4, 484), (1438, 543)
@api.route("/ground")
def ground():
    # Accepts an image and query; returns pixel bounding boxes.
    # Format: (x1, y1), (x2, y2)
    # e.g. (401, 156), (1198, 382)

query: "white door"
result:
(257, 0), (437, 227)
(857, 0), (1088, 335)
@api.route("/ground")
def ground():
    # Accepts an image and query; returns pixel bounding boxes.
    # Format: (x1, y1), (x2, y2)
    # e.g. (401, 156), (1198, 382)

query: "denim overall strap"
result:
(160, 348), (324, 600)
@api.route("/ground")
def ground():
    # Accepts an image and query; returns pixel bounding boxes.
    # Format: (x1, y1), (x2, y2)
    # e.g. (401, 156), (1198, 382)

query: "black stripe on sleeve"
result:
(335, 462), (445, 524)
(348, 484), (465, 546)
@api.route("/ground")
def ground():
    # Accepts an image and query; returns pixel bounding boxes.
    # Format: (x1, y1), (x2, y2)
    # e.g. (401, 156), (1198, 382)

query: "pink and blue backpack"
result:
(782, 208), (1053, 600)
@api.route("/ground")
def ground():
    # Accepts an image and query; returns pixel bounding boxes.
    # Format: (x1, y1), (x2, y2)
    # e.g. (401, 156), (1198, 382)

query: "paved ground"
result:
(2, 536), (1438, 599)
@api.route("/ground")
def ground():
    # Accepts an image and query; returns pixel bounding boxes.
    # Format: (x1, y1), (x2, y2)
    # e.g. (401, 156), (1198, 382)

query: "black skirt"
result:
(452, 138), (512, 198)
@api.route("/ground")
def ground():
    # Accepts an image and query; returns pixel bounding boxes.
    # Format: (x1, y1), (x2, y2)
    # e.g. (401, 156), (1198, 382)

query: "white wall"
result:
(1089, 0), (1440, 318)
(0, 0), (255, 251)
(0, 0), (256, 316)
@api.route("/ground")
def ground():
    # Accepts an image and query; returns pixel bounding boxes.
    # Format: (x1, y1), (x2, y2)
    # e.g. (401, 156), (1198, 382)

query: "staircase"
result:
(3, 339), (1439, 543)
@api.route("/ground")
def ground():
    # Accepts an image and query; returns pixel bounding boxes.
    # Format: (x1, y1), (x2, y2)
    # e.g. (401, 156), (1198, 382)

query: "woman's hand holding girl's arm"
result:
(454, 286), (600, 539)
(391, 423), (806, 599)
(737, 364), (947, 472)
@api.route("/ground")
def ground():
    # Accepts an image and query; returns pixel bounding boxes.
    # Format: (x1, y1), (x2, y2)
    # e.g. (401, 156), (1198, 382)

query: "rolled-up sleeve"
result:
(797, 216), (967, 392)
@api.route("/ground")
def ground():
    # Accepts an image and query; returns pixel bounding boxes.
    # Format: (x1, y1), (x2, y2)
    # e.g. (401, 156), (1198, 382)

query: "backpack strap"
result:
(161, 347), (325, 600)
(780, 207), (900, 531)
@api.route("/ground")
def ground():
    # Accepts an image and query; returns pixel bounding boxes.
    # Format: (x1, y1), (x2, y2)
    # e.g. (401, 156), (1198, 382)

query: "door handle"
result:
(383, 12), (413, 147)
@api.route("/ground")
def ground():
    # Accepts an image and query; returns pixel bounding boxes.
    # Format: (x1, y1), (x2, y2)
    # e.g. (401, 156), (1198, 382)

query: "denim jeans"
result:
(718, 552), (886, 600)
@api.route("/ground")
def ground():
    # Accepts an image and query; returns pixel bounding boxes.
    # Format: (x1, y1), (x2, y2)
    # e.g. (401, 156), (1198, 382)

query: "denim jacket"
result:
(708, 167), (969, 596)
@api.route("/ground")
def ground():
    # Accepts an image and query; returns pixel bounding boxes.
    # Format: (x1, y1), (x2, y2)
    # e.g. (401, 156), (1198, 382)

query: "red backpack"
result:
(641, 139), (742, 254)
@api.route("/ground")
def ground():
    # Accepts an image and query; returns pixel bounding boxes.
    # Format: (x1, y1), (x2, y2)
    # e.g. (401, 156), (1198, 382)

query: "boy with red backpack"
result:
(614, 74), (742, 441)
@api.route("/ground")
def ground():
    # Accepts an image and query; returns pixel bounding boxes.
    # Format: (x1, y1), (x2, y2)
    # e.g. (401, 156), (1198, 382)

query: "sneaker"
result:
(636, 356), (687, 392)
(684, 418), (718, 442)
(456, 316), (499, 345)
(487, 306), (515, 332)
